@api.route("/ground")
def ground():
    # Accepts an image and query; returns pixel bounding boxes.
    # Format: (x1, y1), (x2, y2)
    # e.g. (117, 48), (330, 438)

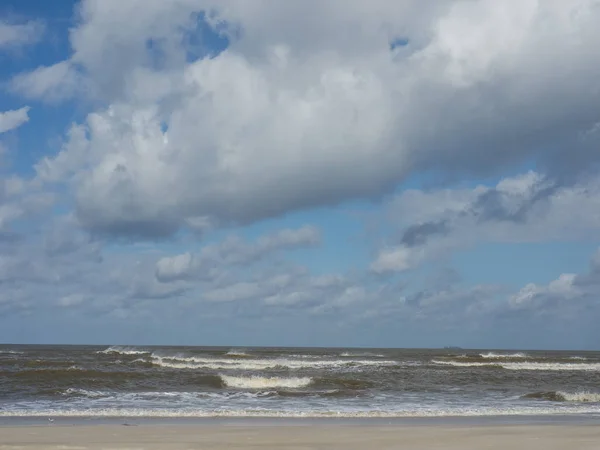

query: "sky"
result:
(1, 0), (600, 349)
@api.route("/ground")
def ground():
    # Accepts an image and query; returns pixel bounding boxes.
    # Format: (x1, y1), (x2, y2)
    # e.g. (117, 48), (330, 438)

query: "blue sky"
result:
(1, 0), (600, 349)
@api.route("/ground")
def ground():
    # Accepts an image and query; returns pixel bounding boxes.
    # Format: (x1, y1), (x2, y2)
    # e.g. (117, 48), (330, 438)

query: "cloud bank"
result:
(1, 0), (600, 347)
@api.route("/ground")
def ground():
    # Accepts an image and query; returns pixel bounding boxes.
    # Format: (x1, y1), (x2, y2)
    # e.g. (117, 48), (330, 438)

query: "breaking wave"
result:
(340, 352), (385, 358)
(63, 388), (110, 398)
(522, 391), (600, 403)
(3, 405), (600, 418)
(479, 352), (527, 359)
(226, 349), (249, 357)
(432, 360), (600, 371)
(97, 346), (150, 356)
(150, 353), (398, 371)
(60, 387), (359, 402)
(0, 350), (24, 355)
(220, 375), (313, 389)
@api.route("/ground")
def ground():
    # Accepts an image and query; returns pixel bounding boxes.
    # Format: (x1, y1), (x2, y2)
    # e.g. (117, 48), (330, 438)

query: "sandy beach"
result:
(1, 423), (599, 449)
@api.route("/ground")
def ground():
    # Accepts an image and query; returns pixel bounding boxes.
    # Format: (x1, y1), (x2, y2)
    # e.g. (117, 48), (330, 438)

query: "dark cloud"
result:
(78, 210), (181, 241)
(0, 231), (21, 243)
(470, 182), (559, 224)
(400, 220), (449, 247)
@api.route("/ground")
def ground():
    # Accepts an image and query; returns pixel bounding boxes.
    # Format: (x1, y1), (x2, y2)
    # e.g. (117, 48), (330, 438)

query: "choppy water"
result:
(1, 345), (600, 418)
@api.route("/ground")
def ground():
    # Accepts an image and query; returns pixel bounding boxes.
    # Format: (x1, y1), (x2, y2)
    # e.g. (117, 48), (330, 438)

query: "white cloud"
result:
(203, 281), (265, 303)
(10, 0), (597, 238)
(0, 175), (54, 235)
(509, 274), (579, 308)
(155, 252), (195, 283)
(509, 248), (600, 314)
(155, 225), (320, 282)
(370, 246), (415, 273)
(11, 62), (84, 103)
(0, 20), (44, 49)
(374, 171), (600, 272)
(0, 107), (30, 134)
(58, 293), (86, 307)
(196, 267), (363, 312)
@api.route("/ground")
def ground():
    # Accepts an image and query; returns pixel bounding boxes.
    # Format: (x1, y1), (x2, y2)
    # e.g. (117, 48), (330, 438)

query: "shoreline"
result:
(1, 422), (599, 449)
(2, 413), (599, 427)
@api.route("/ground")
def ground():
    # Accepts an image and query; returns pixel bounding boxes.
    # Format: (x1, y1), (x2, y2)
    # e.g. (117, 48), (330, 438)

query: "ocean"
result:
(1, 345), (599, 419)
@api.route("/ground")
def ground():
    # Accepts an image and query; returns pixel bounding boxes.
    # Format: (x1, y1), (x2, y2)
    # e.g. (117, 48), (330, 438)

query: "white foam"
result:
(0, 350), (23, 355)
(433, 360), (501, 368)
(479, 352), (528, 359)
(63, 388), (109, 398)
(220, 375), (313, 389)
(64, 389), (279, 402)
(433, 360), (600, 371)
(340, 352), (385, 358)
(150, 353), (398, 371)
(2, 405), (600, 418)
(288, 354), (323, 359)
(558, 391), (600, 403)
(98, 346), (150, 356)
(151, 358), (208, 370)
(226, 349), (249, 357)
(131, 358), (149, 364)
(199, 390), (278, 399)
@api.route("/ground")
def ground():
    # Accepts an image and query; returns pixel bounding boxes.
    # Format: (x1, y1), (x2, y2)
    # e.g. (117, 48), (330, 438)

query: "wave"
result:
(0, 350), (24, 355)
(14, 365), (85, 373)
(316, 377), (374, 390)
(63, 388), (110, 398)
(2, 367), (148, 386)
(340, 352), (385, 358)
(479, 352), (528, 359)
(130, 358), (154, 367)
(432, 360), (600, 371)
(97, 346), (151, 356)
(149, 353), (398, 371)
(49, 373), (370, 393)
(62, 389), (223, 401)
(22, 359), (78, 368)
(225, 349), (249, 357)
(60, 387), (356, 402)
(3, 404), (600, 418)
(220, 375), (313, 389)
(432, 360), (501, 368)
(287, 354), (323, 359)
(522, 391), (600, 403)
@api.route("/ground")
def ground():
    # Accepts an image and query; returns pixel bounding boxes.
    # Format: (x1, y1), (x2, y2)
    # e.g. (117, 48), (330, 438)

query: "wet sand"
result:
(1, 423), (599, 449)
